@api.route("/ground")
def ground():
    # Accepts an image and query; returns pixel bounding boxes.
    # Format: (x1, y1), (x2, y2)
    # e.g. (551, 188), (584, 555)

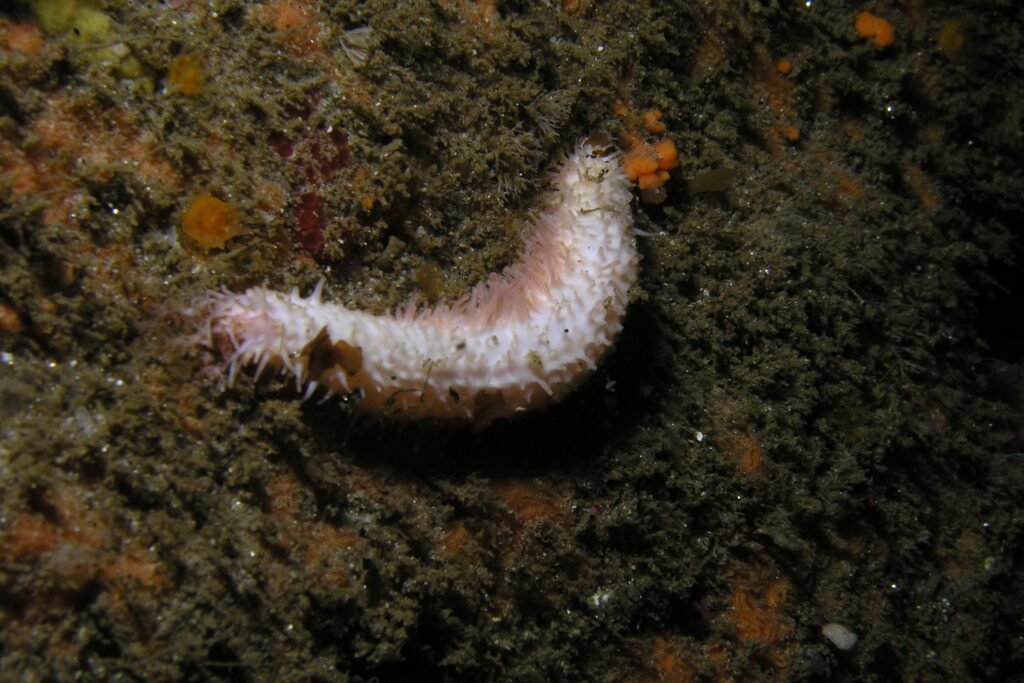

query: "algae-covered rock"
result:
(31, 0), (150, 84)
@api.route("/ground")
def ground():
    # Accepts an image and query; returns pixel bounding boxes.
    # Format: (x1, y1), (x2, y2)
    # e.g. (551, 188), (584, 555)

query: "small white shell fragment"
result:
(822, 622), (858, 650)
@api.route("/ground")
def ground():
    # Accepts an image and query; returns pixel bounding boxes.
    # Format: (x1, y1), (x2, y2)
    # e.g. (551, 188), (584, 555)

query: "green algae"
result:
(31, 0), (150, 84)
(1, 0), (1023, 681)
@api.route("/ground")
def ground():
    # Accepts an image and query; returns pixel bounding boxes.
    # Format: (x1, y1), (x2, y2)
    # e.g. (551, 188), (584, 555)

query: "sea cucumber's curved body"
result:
(199, 142), (636, 423)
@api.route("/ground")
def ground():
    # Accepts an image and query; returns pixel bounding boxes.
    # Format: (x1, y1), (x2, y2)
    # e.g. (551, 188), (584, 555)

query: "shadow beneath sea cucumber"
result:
(294, 300), (667, 479)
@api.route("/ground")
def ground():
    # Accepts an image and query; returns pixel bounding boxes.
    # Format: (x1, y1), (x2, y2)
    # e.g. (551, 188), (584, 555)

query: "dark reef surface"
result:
(1, 1), (1022, 681)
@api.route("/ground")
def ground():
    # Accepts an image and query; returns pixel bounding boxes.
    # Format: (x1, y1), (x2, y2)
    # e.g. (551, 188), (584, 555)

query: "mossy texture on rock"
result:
(1, 0), (1023, 681)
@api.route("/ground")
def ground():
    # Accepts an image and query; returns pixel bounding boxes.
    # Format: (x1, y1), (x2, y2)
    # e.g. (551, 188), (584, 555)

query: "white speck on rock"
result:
(822, 622), (858, 651)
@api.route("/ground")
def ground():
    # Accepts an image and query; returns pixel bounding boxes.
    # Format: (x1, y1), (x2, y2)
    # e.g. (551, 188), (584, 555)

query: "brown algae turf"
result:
(1, 1), (1023, 681)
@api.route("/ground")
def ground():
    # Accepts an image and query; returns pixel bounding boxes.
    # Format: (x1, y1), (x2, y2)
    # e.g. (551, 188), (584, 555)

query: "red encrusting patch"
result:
(295, 192), (326, 254)
(268, 101), (350, 257)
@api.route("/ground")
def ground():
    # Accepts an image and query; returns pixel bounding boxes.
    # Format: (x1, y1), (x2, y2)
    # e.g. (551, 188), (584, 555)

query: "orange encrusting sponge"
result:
(182, 193), (243, 249)
(855, 11), (895, 47)
(623, 138), (679, 191)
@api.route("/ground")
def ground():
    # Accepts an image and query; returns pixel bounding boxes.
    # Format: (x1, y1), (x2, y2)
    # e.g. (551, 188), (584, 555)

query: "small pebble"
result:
(822, 622), (858, 651)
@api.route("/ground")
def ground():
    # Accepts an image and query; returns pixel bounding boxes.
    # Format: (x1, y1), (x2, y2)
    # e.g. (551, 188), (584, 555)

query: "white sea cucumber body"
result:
(201, 142), (636, 423)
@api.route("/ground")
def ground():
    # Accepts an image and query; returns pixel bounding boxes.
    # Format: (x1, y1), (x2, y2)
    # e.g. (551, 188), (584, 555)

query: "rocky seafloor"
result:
(1, 1), (1022, 681)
